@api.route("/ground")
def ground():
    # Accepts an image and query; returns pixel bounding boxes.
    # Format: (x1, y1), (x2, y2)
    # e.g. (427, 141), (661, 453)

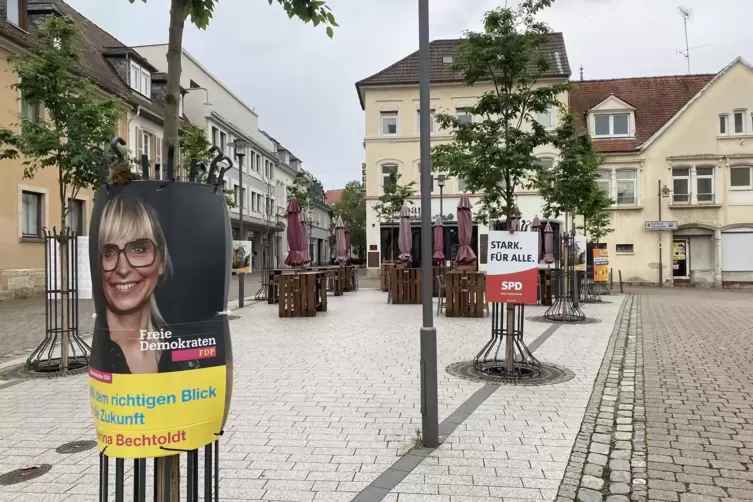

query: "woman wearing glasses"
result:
(97, 194), (173, 374)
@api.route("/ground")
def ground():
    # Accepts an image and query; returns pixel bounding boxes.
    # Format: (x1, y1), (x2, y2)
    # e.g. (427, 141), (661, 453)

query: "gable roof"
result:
(325, 189), (344, 205)
(355, 34), (571, 109)
(569, 73), (715, 153)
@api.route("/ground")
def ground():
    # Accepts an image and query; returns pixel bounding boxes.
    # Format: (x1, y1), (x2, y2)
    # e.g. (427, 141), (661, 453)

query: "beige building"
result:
(0, 0), (170, 299)
(356, 37), (753, 287)
(356, 36), (571, 276)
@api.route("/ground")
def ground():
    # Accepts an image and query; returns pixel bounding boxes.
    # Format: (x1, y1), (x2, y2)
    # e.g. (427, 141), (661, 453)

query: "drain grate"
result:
(528, 315), (602, 325)
(447, 361), (575, 386)
(0, 464), (52, 485)
(56, 440), (97, 454)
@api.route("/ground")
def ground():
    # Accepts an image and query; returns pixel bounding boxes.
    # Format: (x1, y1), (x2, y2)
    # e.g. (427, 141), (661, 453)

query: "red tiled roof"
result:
(325, 189), (344, 205)
(569, 74), (716, 153)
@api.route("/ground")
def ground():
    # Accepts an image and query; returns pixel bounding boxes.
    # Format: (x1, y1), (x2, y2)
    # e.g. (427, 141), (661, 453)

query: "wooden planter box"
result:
(445, 271), (485, 318)
(380, 262), (397, 292)
(390, 267), (422, 304)
(278, 272), (327, 317)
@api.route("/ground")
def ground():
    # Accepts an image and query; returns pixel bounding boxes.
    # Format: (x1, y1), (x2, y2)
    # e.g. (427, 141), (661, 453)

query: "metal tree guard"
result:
(472, 215), (541, 380)
(544, 222), (585, 322)
(255, 180), (279, 301)
(26, 226), (91, 374)
(579, 259), (601, 304)
(94, 137), (229, 501)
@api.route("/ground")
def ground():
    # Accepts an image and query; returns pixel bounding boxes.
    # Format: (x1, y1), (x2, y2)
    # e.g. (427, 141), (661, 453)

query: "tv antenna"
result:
(677, 6), (710, 74)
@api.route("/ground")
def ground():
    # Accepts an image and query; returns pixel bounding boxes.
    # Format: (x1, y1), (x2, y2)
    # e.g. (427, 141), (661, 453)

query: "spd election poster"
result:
(88, 181), (233, 459)
(486, 231), (539, 304)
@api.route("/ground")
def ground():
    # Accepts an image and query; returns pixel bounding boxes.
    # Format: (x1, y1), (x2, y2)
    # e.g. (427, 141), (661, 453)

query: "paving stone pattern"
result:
(555, 294), (646, 502)
(641, 287), (753, 502)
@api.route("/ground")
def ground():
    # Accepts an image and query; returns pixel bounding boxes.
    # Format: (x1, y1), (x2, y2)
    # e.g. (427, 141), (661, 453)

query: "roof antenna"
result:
(676, 7), (711, 75)
(579, 65), (584, 81)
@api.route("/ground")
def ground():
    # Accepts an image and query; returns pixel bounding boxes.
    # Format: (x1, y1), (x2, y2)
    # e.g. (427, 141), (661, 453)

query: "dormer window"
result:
(594, 113), (629, 138)
(130, 62), (151, 98)
(7, 0), (27, 28)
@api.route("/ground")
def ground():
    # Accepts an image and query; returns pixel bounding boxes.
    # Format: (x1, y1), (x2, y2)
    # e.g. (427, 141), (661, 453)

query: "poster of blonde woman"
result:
(88, 181), (233, 459)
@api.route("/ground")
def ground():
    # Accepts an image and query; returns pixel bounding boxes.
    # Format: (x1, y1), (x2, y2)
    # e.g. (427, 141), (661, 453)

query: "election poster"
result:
(593, 247), (609, 282)
(486, 231), (539, 304)
(88, 181), (234, 459)
(232, 240), (252, 274)
(574, 235), (587, 272)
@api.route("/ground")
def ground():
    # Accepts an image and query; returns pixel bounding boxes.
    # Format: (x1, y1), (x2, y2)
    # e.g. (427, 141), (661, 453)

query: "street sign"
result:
(485, 231), (539, 304)
(645, 220), (678, 231)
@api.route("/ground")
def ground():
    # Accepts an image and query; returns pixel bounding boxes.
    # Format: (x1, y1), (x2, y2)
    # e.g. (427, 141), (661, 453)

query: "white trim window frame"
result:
(416, 109), (435, 135)
(380, 164), (398, 194)
(695, 166), (715, 203)
(719, 114), (729, 136)
(733, 109), (747, 135)
(615, 169), (637, 206)
(21, 190), (43, 239)
(537, 156), (555, 171)
(380, 111), (398, 136)
(730, 165), (753, 190)
(129, 62), (151, 97)
(593, 113), (630, 138)
(455, 107), (472, 125)
(597, 170), (611, 195)
(671, 166), (691, 204)
(535, 104), (554, 130)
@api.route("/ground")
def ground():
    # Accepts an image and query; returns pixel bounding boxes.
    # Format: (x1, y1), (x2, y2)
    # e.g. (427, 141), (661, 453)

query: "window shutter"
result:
(135, 127), (143, 157)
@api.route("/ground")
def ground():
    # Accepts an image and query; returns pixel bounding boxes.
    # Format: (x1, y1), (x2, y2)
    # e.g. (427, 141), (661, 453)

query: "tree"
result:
(431, 2), (569, 227)
(582, 187), (613, 243)
(0, 17), (121, 372)
(373, 171), (416, 261)
(129, 0), (337, 176)
(288, 171), (312, 209)
(178, 122), (235, 208)
(331, 181), (366, 259)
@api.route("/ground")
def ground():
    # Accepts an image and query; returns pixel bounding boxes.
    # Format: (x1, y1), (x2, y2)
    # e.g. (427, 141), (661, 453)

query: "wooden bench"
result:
(390, 267), (422, 304)
(445, 271), (485, 318)
(278, 272), (327, 317)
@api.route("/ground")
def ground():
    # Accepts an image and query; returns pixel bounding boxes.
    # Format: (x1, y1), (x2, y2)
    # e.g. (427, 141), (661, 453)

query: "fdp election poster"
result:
(593, 248), (609, 282)
(88, 181), (233, 459)
(486, 231), (539, 304)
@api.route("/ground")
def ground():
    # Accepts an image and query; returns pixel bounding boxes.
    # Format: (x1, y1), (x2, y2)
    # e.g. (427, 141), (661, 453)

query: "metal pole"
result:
(439, 185), (443, 222)
(418, 0), (438, 449)
(658, 180), (663, 287)
(238, 154), (245, 307)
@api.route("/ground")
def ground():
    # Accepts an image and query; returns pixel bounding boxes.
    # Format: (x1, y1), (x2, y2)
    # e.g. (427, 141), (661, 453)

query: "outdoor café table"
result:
(444, 270), (486, 318)
(278, 271), (326, 317)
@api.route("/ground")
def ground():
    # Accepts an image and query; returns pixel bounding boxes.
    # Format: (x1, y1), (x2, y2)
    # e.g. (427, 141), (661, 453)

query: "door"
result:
(672, 239), (689, 278)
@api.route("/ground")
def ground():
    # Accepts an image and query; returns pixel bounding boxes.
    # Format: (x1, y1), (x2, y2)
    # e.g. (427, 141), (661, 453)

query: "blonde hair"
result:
(99, 195), (171, 328)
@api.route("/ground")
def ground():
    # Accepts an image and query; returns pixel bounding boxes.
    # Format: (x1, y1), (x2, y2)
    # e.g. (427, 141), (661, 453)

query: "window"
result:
(7, 0), (25, 27)
(265, 161), (270, 178)
(696, 166), (714, 203)
(616, 244), (634, 254)
(220, 132), (226, 155)
(416, 109), (435, 134)
(189, 80), (200, 89)
(21, 191), (42, 239)
(594, 113), (629, 138)
(211, 127), (218, 147)
(615, 170), (636, 205)
(734, 110), (746, 135)
(380, 111), (397, 135)
(536, 104), (554, 129)
(257, 194), (263, 212)
(597, 170), (611, 194)
(67, 199), (84, 235)
(241, 188), (247, 212)
(251, 191), (257, 212)
(381, 164), (397, 189)
(256, 154), (261, 172)
(458, 177), (468, 193)
(537, 157), (555, 171)
(129, 63), (151, 97)
(719, 114), (729, 136)
(21, 98), (40, 122)
(233, 185), (239, 206)
(730, 166), (752, 189)
(672, 167), (690, 204)
(455, 107), (472, 124)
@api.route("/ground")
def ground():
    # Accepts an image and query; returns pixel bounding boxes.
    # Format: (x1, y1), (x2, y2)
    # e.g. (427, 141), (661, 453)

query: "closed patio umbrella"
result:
(456, 194), (476, 265)
(397, 205), (412, 264)
(543, 222), (555, 265)
(433, 215), (445, 262)
(300, 212), (310, 264)
(284, 198), (306, 267)
(335, 216), (348, 263)
(531, 215), (541, 262)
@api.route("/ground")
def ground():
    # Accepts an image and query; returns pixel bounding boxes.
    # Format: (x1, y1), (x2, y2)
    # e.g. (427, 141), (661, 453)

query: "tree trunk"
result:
(505, 208), (514, 374)
(562, 213), (569, 321)
(161, 0), (188, 172)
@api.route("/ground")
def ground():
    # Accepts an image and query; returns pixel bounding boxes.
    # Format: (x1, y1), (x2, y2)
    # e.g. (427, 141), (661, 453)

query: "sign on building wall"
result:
(485, 231), (538, 304)
(88, 182), (233, 459)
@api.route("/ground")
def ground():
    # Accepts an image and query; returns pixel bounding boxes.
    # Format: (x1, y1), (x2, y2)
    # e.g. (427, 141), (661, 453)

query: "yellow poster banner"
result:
(593, 248), (609, 282)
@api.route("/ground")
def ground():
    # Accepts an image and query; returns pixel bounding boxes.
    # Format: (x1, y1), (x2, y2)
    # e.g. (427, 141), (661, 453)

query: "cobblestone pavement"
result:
(557, 287), (753, 502)
(0, 289), (623, 501)
(0, 273), (263, 365)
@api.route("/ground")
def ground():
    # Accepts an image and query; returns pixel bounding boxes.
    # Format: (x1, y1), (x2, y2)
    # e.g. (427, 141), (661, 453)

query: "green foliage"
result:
(288, 171), (312, 209)
(129, 0), (337, 36)
(582, 188), (613, 243)
(331, 181), (366, 258)
(431, 2), (569, 226)
(0, 17), (121, 227)
(373, 171), (416, 224)
(538, 112), (603, 218)
(177, 122), (235, 208)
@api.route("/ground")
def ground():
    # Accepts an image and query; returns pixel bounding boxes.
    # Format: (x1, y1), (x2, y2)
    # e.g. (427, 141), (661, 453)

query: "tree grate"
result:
(447, 361), (575, 386)
(528, 315), (602, 325)
(56, 440), (97, 454)
(0, 464), (52, 485)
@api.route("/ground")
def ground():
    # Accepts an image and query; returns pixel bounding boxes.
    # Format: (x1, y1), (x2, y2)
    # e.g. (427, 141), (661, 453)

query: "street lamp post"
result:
(230, 138), (248, 307)
(436, 174), (446, 221)
(418, 0), (438, 448)
(658, 180), (671, 287)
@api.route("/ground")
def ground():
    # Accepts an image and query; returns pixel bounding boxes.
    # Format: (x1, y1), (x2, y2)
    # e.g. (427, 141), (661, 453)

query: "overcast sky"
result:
(70, 0), (753, 190)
